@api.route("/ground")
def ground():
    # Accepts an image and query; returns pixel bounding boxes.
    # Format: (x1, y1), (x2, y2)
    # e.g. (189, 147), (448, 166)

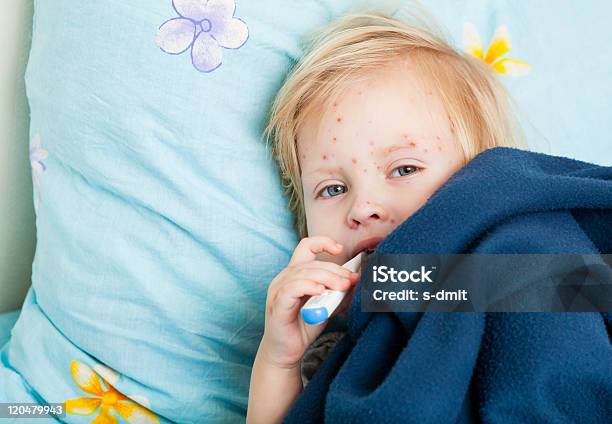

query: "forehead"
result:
(297, 61), (448, 158)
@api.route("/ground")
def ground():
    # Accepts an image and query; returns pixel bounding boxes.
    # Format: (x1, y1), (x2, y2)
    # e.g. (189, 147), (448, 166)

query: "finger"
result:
(265, 268), (295, 303)
(273, 280), (326, 312)
(293, 267), (353, 292)
(289, 236), (344, 266)
(306, 260), (358, 279)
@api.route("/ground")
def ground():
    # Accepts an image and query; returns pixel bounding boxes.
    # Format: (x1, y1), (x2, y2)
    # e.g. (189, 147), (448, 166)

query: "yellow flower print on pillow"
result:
(463, 23), (531, 76)
(65, 360), (160, 424)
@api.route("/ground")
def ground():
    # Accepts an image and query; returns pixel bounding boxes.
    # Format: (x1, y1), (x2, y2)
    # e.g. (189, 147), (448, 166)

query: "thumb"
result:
(303, 318), (328, 344)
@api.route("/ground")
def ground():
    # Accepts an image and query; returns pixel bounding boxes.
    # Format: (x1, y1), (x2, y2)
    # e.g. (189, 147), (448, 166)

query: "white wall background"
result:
(0, 0), (35, 313)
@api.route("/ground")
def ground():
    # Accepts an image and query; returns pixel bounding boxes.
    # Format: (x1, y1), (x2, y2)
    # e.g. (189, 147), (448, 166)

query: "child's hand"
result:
(259, 236), (360, 370)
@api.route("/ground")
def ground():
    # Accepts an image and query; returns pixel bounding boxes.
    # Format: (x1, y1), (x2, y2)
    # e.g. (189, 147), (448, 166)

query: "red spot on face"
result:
(390, 218), (396, 224)
(351, 158), (357, 164)
(427, 90), (433, 95)
(436, 136), (440, 140)
(438, 146), (442, 152)
(424, 148), (428, 153)
(363, 168), (367, 173)
(333, 102), (337, 107)
(323, 154), (328, 160)
(409, 142), (416, 147)
(336, 117), (342, 123)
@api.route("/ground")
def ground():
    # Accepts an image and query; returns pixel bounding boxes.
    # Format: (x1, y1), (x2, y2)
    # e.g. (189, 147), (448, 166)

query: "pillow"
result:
(1, 0), (361, 422)
(2, 0), (610, 423)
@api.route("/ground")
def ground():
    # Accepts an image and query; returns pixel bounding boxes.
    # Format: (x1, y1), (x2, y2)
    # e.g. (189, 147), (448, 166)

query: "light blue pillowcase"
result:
(1, 0), (360, 423)
(2, 0), (610, 423)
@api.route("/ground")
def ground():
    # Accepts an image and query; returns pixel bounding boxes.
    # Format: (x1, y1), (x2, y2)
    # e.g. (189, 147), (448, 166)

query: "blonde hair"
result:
(264, 9), (524, 239)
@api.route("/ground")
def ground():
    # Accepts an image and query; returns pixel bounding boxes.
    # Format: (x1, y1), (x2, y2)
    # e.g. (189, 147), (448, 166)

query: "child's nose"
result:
(347, 201), (389, 228)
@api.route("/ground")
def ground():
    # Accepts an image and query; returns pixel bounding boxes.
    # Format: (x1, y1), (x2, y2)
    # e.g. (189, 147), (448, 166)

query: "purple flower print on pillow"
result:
(156, 0), (249, 73)
(29, 133), (48, 212)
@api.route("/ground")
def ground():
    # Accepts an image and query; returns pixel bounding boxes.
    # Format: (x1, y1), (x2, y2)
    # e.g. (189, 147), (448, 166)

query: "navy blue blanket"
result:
(285, 147), (612, 423)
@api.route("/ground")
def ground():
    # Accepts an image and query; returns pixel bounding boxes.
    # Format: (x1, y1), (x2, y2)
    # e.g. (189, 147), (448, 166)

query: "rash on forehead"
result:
(297, 62), (458, 177)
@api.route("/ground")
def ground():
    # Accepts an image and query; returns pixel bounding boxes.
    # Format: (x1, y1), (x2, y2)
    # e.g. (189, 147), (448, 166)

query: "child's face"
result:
(297, 60), (465, 265)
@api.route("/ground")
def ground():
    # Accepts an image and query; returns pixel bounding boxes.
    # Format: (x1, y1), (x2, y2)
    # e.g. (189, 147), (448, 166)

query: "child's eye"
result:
(391, 165), (420, 177)
(318, 184), (346, 198)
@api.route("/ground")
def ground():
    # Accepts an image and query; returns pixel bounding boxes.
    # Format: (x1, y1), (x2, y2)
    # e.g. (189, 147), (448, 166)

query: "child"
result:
(247, 9), (521, 423)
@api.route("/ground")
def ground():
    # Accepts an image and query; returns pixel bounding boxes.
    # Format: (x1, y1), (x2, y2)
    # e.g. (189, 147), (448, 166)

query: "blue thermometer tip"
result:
(301, 307), (329, 325)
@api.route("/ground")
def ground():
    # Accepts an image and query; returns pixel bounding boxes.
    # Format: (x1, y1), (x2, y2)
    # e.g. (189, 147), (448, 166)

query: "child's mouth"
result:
(351, 237), (383, 258)
(358, 246), (379, 257)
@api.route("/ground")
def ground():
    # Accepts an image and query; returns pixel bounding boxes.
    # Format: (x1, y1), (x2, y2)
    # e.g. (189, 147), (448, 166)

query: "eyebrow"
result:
(385, 144), (412, 153)
(303, 167), (339, 177)
(387, 143), (415, 153)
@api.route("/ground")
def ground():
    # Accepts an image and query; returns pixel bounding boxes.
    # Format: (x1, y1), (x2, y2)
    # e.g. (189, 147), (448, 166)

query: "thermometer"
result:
(300, 251), (367, 325)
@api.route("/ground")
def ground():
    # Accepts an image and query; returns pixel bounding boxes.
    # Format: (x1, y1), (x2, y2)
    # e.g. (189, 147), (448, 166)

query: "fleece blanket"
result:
(285, 147), (612, 423)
